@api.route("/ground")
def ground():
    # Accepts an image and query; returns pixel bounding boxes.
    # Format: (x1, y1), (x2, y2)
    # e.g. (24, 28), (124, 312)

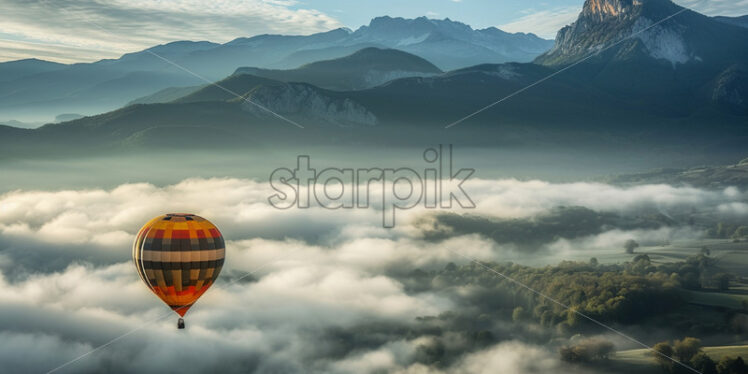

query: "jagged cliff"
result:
(536, 0), (690, 65)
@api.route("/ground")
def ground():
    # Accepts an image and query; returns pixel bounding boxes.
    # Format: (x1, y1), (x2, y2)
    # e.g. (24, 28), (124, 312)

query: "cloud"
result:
(674, 0), (748, 16)
(0, 177), (745, 372)
(499, 6), (582, 39)
(451, 341), (563, 374)
(0, 177), (743, 271)
(0, 251), (451, 373)
(388, 341), (565, 374)
(0, 332), (97, 373)
(0, 0), (343, 63)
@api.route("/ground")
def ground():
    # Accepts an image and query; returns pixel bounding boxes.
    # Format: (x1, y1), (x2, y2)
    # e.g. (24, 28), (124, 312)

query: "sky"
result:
(0, 0), (747, 63)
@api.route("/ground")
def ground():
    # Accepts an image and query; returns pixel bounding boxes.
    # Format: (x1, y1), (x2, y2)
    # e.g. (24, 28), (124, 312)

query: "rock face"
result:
(533, 0), (748, 117)
(583, 0), (642, 22)
(241, 83), (378, 127)
(536, 0), (690, 65)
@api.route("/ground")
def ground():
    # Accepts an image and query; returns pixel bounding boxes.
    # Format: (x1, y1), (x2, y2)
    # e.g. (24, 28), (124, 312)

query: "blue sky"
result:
(287, 0), (574, 31)
(0, 0), (746, 63)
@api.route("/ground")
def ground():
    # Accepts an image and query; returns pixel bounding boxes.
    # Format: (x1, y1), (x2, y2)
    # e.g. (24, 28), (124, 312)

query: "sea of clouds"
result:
(0, 178), (744, 373)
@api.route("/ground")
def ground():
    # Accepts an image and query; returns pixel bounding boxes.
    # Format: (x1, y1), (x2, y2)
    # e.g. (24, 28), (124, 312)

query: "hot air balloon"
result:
(133, 213), (225, 329)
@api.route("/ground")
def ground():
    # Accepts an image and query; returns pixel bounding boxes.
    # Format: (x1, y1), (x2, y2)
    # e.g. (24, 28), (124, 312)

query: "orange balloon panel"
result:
(133, 213), (225, 317)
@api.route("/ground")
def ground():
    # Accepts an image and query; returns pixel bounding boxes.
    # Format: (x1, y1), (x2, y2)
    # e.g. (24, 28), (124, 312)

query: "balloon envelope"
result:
(133, 213), (225, 316)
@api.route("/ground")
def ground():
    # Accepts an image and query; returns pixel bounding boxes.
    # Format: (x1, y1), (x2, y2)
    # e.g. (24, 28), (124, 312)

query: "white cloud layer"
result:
(0, 177), (745, 372)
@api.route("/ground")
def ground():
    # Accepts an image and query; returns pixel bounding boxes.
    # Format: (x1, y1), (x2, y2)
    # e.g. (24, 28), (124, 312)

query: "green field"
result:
(681, 289), (748, 310)
(614, 345), (748, 368)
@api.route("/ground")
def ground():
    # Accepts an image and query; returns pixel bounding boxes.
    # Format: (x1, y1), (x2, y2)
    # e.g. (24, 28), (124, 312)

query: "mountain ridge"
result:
(0, 16), (551, 122)
(234, 47), (442, 90)
(0, 58), (66, 83)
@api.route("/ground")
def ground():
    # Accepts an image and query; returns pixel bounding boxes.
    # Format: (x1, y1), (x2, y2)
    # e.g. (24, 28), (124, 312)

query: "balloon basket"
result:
(177, 318), (185, 329)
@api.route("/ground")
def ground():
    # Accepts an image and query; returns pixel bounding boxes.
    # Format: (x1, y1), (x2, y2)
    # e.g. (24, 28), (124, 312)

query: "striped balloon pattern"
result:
(133, 213), (225, 317)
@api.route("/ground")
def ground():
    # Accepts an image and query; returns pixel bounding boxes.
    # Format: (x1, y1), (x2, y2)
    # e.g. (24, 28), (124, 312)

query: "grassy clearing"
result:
(681, 289), (748, 310)
(615, 345), (748, 366)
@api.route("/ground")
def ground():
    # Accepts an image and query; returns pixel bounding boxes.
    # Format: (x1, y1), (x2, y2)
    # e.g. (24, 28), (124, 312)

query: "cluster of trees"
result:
(653, 337), (746, 374)
(707, 222), (748, 241)
(433, 258), (683, 331)
(391, 255), (744, 371)
(652, 253), (733, 291)
(559, 338), (615, 363)
(422, 253), (740, 335)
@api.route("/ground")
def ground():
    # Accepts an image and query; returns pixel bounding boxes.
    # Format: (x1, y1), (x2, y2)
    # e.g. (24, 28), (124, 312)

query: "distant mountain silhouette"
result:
(0, 58), (65, 83)
(0, 17), (550, 122)
(234, 48), (442, 90)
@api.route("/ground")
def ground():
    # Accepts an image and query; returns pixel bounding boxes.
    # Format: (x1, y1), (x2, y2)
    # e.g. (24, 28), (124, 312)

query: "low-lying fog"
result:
(1, 164), (746, 373)
(0, 145), (735, 193)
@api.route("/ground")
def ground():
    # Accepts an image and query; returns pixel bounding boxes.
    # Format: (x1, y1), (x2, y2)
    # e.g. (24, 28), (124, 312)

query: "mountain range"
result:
(0, 0), (747, 161)
(127, 47), (442, 104)
(0, 17), (551, 122)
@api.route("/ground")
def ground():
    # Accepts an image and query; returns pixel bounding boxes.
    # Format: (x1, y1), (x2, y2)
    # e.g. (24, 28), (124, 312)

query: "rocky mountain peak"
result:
(582, 0), (643, 22)
(536, 0), (692, 66)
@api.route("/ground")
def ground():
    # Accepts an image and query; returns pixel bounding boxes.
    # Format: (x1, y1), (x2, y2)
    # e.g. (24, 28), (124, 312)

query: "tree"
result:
(714, 273), (731, 291)
(653, 341), (675, 372)
(717, 356), (746, 374)
(701, 246), (711, 256)
(674, 337), (702, 363)
(624, 239), (640, 254)
(690, 352), (717, 374)
(589, 339), (615, 360)
(559, 338), (614, 363)
(732, 226), (748, 240)
(566, 308), (582, 327)
(512, 306), (526, 322)
(560, 345), (588, 363)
